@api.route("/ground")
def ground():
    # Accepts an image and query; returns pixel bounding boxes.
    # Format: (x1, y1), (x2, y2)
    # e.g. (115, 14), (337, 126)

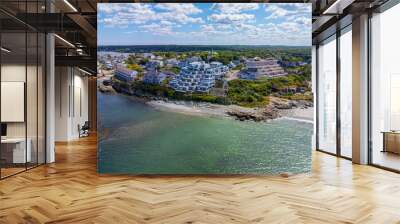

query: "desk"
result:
(1, 138), (31, 163)
(382, 131), (400, 154)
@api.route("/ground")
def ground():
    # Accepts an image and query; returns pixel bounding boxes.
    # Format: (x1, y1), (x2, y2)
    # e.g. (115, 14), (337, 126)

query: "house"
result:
(143, 70), (167, 84)
(165, 58), (179, 67)
(143, 53), (155, 59)
(114, 65), (138, 82)
(146, 60), (164, 69)
(228, 61), (236, 69)
(178, 56), (202, 68)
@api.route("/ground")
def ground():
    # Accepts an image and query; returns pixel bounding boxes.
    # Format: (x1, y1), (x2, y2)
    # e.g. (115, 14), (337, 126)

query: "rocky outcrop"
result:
(98, 85), (116, 94)
(227, 110), (264, 122)
(226, 105), (279, 122)
(262, 106), (279, 120)
(270, 97), (313, 110)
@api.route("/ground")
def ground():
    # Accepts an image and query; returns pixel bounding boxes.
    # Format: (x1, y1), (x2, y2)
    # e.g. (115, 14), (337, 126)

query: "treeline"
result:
(98, 45), (310, 53)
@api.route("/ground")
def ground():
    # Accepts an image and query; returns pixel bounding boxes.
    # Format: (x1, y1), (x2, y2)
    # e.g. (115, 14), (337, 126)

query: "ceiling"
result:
(0, 0), (97, 74)
(311, 0), (390, 43)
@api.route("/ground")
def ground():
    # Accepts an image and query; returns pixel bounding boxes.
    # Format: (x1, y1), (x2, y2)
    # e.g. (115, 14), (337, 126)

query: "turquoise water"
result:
(98, 92), (313, 174)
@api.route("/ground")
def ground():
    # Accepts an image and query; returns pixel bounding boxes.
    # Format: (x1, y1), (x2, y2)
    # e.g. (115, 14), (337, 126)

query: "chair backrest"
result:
(82, 121), (90, 129)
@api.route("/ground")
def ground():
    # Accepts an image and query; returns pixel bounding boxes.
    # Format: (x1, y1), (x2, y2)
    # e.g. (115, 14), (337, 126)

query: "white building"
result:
(210, 62), (229, 80)
(178, 56), (202, 68)
(143, 70), (166, 84)
(240, 58), (287, 80)
(114, 65), (138, 82)
(170, 61), (228, 93)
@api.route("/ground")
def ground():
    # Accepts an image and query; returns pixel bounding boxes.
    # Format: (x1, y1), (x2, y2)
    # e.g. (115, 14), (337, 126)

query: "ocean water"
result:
(98, 92), (313, 175)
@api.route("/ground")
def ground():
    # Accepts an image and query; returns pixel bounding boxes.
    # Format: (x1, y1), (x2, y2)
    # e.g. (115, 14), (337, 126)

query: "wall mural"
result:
(97, 3), (313, 174)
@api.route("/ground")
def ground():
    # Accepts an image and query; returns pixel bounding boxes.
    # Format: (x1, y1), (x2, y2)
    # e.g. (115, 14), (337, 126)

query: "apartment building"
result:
(240, 58), (287, 79)
(114, 65), (138, 82)
(170, 61), (228, 93)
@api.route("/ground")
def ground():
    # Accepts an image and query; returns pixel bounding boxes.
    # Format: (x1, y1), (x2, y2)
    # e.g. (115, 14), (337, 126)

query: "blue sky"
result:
(98, 3), (311, 46)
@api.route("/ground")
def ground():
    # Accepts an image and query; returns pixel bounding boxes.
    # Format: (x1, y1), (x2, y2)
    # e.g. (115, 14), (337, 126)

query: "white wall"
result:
(1, 64), (26, 138)
(55, 67), (89, 141)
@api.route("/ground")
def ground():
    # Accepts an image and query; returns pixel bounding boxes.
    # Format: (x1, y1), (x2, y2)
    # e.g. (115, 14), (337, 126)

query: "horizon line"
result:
(98, 44), (311, 47)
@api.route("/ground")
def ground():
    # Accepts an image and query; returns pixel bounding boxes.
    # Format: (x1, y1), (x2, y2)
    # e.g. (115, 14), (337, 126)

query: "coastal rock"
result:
(98, 85), (115, 94)
(274, 103), (292, 110)
(262, 106), (279, 119)
(226, 110), (268, 122)
(271, 98), (293, 109)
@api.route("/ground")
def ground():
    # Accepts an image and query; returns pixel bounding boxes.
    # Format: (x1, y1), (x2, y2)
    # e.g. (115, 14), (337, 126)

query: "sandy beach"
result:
(147, 100), (314, 123)
(147, 100), (234, 118)
(279, 107), (314, 123)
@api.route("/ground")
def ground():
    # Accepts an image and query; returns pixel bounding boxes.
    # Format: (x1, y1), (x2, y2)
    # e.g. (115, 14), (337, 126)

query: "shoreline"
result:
(97, 88), (314, 123)
(147, 99), (314, 123)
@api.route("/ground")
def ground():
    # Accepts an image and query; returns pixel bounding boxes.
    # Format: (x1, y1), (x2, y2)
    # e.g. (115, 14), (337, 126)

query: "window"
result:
(317, 35), (337, 154)
(340, 27), (352, 158)
(370, 3), (400, 171)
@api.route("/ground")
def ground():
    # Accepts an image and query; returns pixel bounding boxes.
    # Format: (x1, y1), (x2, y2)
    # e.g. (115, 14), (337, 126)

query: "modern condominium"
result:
(240, 58), (287, 80)
(170, 61), (228, 93)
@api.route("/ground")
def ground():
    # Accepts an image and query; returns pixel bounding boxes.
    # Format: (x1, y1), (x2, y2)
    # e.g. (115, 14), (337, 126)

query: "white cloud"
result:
(265, 5), (291, 19)
(160, 20), (174, 26)
(265, 3), (311, 20)
(293, 16), (311, 26)
(98, 3), (203, 28)
(155, 3), (202, 14)
(212, 3), (259, 13)
(283, 3), (312, 13)
(277, 22), (301, 33)
(208, 13), (255, 24)
(140, 23), (174, 35)
(158, 12), (204, 24)
(98, 3), (123, 14)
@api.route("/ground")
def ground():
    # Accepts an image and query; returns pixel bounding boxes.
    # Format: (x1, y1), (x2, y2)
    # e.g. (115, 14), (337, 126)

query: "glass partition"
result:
(317, 35), (337, 154)
(339, 26), (352, 158)
(370, 3), (400, 171)
(0, 1), (46, 179)
(1, 30), (28, 177)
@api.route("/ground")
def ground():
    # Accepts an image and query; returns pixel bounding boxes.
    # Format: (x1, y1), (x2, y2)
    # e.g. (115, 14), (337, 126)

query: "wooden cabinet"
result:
(382, 132), (400, 154)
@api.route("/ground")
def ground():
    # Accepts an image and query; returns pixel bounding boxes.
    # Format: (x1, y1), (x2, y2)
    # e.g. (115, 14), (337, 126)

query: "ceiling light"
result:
(63, 0), (78, 12)
(54, 34), (75, 48)
(1, 47), (11, 53)
(78, 68), (93, 76)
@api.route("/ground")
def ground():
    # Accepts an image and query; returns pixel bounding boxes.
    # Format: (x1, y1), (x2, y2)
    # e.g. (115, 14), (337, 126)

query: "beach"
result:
(147, 99), (314, 123)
